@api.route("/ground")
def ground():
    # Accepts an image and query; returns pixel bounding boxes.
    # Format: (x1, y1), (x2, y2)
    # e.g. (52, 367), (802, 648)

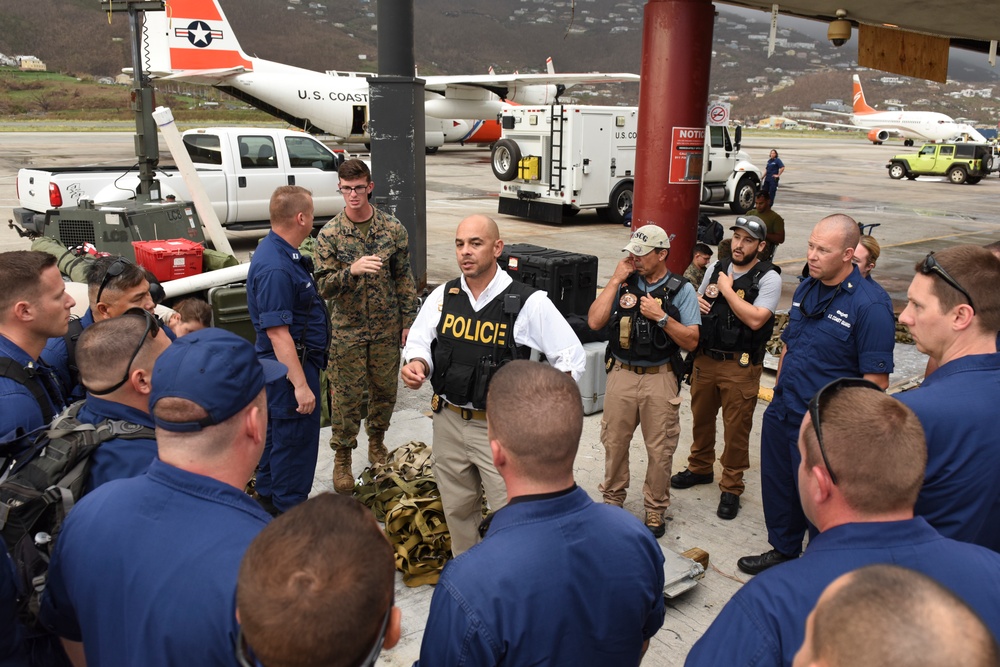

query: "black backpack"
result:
(0, 401), (154, 633)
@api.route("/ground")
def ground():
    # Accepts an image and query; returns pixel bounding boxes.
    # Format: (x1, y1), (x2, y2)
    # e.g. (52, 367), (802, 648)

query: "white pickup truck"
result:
(13, 127), (354, 231)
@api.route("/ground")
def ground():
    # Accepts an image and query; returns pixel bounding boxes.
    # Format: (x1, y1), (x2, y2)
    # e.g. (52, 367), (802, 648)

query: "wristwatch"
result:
(656, 314), (669, 328)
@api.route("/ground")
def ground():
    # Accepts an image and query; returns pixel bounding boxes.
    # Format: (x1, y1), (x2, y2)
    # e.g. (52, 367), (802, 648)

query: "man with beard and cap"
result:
(671, 216), (781, 520)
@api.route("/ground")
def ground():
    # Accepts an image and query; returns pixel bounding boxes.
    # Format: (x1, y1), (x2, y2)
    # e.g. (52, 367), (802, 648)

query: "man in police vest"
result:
(671, 216), (781, 520)
(401, 214), (585, 556)
(588, 225), (700, 537)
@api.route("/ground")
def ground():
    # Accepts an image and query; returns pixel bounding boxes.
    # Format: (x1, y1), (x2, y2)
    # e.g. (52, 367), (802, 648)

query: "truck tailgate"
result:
(17, 169), (57, 211)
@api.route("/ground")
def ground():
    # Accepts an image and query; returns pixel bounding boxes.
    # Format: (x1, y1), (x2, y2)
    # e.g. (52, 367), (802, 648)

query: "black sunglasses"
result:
(798, 280), (843, 320)
(95, 257), (133, 305)
(235, 597), (393, 667)
(88, 308), (160, 396)
(919, 252), (975, 312)
(807, 377), (882, 485)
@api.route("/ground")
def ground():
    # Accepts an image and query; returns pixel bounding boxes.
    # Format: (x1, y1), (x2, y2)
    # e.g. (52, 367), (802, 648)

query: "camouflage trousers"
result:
(327, 336), (401, 452)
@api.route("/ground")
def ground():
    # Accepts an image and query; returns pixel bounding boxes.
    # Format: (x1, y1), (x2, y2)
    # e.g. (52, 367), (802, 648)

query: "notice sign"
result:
(669, 127), (704, 185)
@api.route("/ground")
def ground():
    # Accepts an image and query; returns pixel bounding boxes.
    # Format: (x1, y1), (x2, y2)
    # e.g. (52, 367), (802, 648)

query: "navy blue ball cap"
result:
(150, 328), (287, 432)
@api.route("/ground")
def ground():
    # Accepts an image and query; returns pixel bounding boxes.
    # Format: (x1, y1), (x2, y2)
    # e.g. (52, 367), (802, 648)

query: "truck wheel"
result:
(729, 175), (756, 213)
(595, 207), (611, 222)
(888, 163), (906, 180)
(947, 166), (967, 185)
(966, 176), (982, 184)
(491, 139), (521, 181)
(607, 181), (633, 226)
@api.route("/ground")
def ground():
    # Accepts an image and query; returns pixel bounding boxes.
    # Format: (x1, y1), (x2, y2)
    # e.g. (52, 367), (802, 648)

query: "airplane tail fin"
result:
(143, 0), (253, 77)
(546, 57), (555, 75)
(852, 74), (877, 114)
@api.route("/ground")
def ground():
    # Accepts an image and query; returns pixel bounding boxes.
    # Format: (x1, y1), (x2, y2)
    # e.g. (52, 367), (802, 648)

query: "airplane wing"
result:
(798, 119), (901, 137)
(421, 72), (639, 93)
(154, 67), (249, 84)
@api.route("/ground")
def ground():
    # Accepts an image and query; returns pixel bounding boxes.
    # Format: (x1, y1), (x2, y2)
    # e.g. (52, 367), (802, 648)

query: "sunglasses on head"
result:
(919, 252), (975, 312)
(807, 377), (883, 485)
(95, 257), (133, 304)
(733, 216), (765, 239)
(88, 308), (160, 396)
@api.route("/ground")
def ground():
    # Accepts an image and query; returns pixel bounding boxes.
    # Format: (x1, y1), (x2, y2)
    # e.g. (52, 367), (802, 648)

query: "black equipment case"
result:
(498, 243), (598, 317)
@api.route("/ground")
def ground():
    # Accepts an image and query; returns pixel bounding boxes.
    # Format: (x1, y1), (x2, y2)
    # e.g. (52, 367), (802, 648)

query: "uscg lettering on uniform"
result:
(440, 314), (507, 345)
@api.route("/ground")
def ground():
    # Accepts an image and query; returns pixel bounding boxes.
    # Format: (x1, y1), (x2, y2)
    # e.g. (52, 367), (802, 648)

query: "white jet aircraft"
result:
(142, 0), (639, 152)
(804, 75), (984, 146)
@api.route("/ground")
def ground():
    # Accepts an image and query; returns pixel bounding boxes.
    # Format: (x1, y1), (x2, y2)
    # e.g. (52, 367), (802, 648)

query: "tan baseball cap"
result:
(622, 225), (671, 256)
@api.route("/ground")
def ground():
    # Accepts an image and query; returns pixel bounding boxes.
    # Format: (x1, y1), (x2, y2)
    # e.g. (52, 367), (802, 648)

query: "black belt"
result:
(702, 349), (738, 361)
(701, 349), (763, 365)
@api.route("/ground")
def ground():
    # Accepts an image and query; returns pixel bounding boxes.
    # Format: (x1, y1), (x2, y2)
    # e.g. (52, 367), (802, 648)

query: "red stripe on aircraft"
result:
(167, 0), (223, 21)
(170, 48), (252, 71)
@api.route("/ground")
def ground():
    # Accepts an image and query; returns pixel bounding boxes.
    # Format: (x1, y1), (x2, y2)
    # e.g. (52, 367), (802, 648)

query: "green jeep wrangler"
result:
(886, 143), (996, 184)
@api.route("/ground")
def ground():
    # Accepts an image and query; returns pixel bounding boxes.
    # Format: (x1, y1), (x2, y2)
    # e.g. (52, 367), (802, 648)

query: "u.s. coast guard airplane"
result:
(142, 0), (639, 151)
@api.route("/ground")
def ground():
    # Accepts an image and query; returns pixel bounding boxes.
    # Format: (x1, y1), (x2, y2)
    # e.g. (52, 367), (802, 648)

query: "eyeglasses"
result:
(89, 307), (160, 396)
(235, 597), (393, 667)
(807, 377), (882, 485)
(338, 184), (370, 194)
(919, 252), (975, 311)
(95, 257), (132, 304)
(733, 216), (765, 240)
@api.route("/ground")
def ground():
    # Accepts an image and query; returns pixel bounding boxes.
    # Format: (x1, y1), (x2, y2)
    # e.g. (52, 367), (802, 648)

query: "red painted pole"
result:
(634, 0), (715, 275)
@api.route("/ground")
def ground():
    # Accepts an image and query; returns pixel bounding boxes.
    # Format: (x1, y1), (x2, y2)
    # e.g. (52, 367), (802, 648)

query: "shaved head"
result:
(817, 214), (861, 253)
(457, 214), (500, 243)
(795, 564), (999, 667)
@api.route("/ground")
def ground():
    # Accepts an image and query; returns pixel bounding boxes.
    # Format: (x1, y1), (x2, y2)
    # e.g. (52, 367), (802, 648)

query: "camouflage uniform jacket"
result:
(315, 207), (418, 342)
(684, 262), (707, 289)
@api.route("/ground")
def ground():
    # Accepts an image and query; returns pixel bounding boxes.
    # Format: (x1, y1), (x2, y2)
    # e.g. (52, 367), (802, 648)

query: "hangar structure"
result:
(633, 0), (998, 273)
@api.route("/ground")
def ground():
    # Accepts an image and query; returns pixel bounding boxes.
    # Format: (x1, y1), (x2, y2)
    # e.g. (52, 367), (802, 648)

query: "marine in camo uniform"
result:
(315, 159), (418, 493)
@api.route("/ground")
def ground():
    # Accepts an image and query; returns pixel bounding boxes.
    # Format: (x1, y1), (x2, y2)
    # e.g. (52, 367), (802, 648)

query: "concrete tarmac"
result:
(3, 132), (999, 665)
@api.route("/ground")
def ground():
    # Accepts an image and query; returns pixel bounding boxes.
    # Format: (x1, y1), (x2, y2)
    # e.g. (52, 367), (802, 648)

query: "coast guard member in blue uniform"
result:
(688, 382), (1000, 666)
(40, 328), (285, 667)
(248, 185), (330, 514)
(73, 311), (170, 492)
(417, 361), (665, 666)
(0, 251), (74, 439)
(738, 214), (895, 575)
(897, 245), (1000, 552)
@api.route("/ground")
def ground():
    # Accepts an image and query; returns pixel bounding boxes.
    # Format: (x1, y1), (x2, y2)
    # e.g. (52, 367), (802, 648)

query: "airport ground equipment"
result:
(494, 105), (761, 224)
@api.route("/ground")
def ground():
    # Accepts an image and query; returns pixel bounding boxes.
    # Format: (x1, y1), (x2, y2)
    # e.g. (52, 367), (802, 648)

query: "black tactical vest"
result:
(607, 272), (684, 365)
(430, 278), (536, 408)
(699, 258), (776, 363)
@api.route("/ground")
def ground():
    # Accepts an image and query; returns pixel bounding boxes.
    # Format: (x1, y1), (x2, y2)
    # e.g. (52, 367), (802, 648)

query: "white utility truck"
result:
(493, 105), (761, 224)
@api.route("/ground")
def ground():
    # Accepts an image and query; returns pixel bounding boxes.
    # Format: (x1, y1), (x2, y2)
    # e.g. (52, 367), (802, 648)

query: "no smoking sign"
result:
(708, 103), (730, 126)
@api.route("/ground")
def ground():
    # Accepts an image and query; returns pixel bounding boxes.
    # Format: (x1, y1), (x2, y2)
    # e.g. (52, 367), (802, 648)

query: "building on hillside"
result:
(17, 55), (46, 71)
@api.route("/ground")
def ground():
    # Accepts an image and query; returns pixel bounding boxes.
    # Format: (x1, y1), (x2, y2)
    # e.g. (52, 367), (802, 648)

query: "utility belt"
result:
(699, 347), (764, 367)
(430, 394), (486, 421)
(616, 360), (669, 376)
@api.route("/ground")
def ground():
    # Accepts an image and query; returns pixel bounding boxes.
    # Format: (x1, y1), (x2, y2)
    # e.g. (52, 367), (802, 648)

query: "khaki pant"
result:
(431, 407), (507, 556)
(599, 361), (681, 513)
(686, 354), (762, 495)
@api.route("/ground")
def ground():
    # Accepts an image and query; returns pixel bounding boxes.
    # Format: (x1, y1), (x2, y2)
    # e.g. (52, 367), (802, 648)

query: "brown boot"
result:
(368, 439), (389, 466)
(333, 449), (354, 494)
